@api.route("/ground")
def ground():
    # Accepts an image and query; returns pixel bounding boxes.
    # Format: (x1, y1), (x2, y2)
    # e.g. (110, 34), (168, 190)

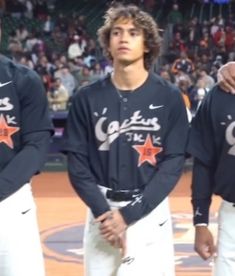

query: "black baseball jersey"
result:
(187, 85), (235, 224)
(0, 55), (53, 200)
(63, 72), (189, 225)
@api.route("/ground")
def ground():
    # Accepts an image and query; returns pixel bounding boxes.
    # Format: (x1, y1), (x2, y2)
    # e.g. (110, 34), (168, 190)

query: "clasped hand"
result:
(95, 210), (127, 256)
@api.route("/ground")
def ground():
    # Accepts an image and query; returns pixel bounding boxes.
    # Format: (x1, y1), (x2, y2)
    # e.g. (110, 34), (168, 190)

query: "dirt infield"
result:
(32, 171), (221, 276)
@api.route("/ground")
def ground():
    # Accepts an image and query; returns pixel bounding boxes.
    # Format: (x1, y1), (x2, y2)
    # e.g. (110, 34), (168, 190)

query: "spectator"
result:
(213, 24), (226, 49)
(15, 24), (29, 43)
(167, 3), (183, 40)
(171, 51), (195, 75)
(18, 54), (34, 69)
(43, 15), (54, 36)
(24, 0), (33, 19)
(47, 78), (69, 111)
(196, 68), (215, 91)
(67, 35), (83, 60)
(91, 62), (106, 81)
(169, 32), (187, 58)
(177, 76), (192, 122)
(73, 65), (93, 87)
(54, 66), (76, 98)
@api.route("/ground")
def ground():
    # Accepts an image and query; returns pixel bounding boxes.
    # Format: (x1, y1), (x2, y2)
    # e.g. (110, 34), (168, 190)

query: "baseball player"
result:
(0, 18), (53, 276)
(187, 83), (235, 275)
(63, 4), (189, 276)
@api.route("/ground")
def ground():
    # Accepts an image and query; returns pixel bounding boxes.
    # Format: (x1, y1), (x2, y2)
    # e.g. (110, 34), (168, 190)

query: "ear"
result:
(144, 47), (150, 53)
(144, 43), (149, 53)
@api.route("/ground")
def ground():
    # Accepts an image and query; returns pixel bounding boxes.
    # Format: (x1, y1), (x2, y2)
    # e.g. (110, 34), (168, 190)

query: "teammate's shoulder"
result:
(203, 84), (229, 102)
(0, 54), (40, 81)
(149, 72), (179, 94)
(211, 83), (232, 96)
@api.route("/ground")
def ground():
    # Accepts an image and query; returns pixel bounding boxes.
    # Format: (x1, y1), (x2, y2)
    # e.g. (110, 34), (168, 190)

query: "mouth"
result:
(117, 47), (130, 52)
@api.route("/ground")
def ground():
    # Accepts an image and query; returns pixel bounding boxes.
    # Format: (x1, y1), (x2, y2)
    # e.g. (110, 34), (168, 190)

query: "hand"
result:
(95, 210), (127, 253)
(194, 226), (216, 260)
(217, 62), (235, 94)
(109, 231), (127, 257)
(96, 210), (127, 237)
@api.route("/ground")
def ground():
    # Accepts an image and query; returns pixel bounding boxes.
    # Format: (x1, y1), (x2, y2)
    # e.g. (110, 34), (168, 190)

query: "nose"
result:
(120, 31), (129, 43)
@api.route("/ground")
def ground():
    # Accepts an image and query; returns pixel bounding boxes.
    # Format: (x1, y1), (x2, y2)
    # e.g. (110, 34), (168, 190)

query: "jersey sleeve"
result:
(187, 91), (216, 166)
(16, 68), (53, 134)
(191, 158), (213, 225)
(0, 131), (51, 200)
(62, 91), (111, 217)
(187, 90), (217, 225)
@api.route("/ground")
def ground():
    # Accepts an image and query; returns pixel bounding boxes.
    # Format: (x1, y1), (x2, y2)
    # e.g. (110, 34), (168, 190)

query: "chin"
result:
(117, 58), (134, 66)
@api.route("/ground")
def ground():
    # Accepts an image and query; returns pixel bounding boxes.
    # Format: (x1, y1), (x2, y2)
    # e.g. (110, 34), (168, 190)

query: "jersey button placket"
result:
(119, 97), (129, 186)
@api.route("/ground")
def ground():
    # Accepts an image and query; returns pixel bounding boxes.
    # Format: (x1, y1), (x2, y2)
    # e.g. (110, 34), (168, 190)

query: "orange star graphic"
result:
(132, 134), (162, 167)
(0, 114), (19, 149)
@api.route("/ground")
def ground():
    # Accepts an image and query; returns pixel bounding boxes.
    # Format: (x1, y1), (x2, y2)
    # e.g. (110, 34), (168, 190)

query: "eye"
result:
(130, 30), (140, 37)
(111, 30), (120, 36)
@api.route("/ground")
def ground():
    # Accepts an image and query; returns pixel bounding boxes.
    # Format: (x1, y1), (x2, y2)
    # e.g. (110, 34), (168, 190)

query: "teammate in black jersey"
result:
(186, 60), (235, 276)
(63, 4), (188, 276)
(188, 81), (235, 275)
(0, 18), (53, 276)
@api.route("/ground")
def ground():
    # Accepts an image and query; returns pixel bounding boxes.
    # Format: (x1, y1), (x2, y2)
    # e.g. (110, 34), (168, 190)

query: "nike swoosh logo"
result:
(0, 81), (12, 88)
(149, 104), (164, 110)
(122, 256), (135, 264)
(159, 219), (168, 227)
(22, 208), (31, 215)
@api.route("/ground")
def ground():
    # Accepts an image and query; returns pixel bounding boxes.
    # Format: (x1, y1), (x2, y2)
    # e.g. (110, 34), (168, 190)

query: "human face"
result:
(109, 19), (147, 67)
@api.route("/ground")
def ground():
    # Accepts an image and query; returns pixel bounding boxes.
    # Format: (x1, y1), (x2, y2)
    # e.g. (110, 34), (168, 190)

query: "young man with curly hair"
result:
(63, 4), (188, 276)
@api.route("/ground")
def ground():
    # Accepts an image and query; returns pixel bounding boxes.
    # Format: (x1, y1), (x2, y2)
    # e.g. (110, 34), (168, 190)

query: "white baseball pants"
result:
(213, 200), (235, 276)
(0, 183), (45, 276)
(84, 191), (175, 276)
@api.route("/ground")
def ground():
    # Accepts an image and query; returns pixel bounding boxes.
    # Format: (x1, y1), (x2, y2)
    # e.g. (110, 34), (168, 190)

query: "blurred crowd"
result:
(158, 0), (235, 113)
(0, 0), (235, 114)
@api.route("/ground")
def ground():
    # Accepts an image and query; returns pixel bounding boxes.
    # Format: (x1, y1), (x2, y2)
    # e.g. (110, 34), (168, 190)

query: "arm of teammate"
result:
(0, 131), (51, 200)
(187, 90), (217, 260)
(192, 158), (216, 260)
(217, 61), (235, 94)
(0, 66), (53, 200)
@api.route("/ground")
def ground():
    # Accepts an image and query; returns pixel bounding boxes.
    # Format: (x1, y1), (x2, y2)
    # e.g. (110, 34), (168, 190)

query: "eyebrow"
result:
(111, 26), (141, 32)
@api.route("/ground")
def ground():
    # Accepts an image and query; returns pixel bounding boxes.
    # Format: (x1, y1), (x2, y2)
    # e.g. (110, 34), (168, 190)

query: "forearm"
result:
(120, 154), (185, 225)
(0, 131), (51, 200)
(192, 158), (214, 225)
(67, 152), (111, 218)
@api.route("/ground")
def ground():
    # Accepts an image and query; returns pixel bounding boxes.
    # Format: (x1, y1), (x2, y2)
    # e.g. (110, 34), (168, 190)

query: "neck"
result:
(112, 63), (149, 91)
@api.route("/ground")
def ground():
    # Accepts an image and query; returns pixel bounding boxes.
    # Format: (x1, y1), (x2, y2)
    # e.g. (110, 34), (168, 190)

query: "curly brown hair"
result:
(97, 4), (162, 70)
